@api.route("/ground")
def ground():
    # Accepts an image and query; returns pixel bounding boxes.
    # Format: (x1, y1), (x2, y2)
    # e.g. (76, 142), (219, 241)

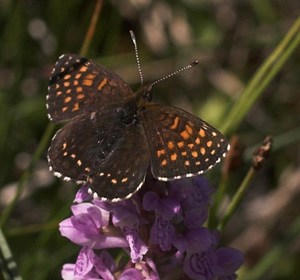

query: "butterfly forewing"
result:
(141, 104), (229, 181)
(48, 109), (127, 182)
(47, 54), (133, 122)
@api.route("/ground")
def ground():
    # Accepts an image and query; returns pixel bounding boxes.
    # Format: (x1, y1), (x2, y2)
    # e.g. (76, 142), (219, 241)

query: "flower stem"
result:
(80, 0), (103, 57)
(218, 167), (256, 233)
(208, 175), (228, 229)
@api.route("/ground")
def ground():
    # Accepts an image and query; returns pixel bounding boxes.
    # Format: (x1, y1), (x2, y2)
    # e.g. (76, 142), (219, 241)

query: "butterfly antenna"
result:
(130, 30), (144, 86)
(149, 60), (199, 88)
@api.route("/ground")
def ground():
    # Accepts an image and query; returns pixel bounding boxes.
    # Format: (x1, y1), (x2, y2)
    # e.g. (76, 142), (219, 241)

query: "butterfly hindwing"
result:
(141, 104), (229, 181)
(89, 123), (150, 201)
(48, 108), (150, 201)
(47, 54), (133, 122)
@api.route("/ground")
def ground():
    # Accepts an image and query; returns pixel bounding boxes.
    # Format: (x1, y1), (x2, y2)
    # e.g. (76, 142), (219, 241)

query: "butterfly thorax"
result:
(116, 84), (153, 125)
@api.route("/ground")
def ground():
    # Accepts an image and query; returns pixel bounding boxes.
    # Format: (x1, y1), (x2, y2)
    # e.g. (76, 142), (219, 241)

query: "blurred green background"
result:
(1, 0), (300, 279)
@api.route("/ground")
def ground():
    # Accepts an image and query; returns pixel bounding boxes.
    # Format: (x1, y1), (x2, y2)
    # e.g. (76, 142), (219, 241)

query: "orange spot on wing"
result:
(170, 116), (179, 130)
(76, 94), (85, 100)
(72, 103), (79, 111)
(195, 137), (201, 145)
(161, 159), (167, 166)
(76, 87), (83, 92)
(62, 106), (68, 112)
(180, 130), (190, 140)
(199, 129), (206, 137)
(157, 149), (165, 157)
(168, 141), (175, 149)
(80, 66), (87, 72)
(200, 147), (206, 155)
(64, 74), (71, 80)
(64, 96), (72, 103)
(188, 143), (194, 149)
(171, 153), (177, 161)
(207, 140), (213, 147)
(86, 74), (96, 79)
(192, 151), (198, 157)
(185, 125), (193, 134)
(83, 79), (93, 86)
(98, 78), (108, 90)
(177, 141), (184, 148)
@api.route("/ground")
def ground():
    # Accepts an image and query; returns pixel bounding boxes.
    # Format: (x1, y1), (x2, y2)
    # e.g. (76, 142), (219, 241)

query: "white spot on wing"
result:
(93, 192), (99, 199)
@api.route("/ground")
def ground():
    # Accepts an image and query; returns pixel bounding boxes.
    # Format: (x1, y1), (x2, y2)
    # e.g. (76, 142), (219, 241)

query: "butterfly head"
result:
(136, 84), (153, 106)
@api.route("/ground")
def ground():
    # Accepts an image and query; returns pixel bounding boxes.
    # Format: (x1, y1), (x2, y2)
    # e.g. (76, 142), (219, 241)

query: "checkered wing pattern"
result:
(48, 109), (150, 201)
(47, 54), (133, 122)
(141, 104), (229, 181)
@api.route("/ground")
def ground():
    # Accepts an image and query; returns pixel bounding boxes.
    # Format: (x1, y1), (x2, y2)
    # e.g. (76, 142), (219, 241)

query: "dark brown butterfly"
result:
(47, 52), (229, 201)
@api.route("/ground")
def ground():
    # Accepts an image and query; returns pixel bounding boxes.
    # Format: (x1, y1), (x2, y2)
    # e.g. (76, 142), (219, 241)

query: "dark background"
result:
(1, 1), (300, 279)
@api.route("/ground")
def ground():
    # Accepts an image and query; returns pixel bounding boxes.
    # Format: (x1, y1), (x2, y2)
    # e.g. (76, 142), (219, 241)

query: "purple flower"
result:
(143, 191), (180, 251)
(183, 248), (244, 280)
(60, 177), (244, 279)
(118, 268), (144, 280)
(169, 177), (214, 206)
(62, 248), (115, 280)
(112, 201), (148, 263)
(179, 228), (244, 279)
(62, 248), (160, 280)
(74, 184), (93, 204)
(59, 202), (128, 249)
(170, 177), (214, 228)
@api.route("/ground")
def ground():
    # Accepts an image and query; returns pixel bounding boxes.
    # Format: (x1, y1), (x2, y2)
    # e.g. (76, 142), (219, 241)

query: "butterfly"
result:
(46, 53), (229, 201)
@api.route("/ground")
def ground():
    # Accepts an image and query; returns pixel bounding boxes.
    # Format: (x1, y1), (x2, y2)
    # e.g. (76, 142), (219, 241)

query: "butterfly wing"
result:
(47, 54), (133, 122)
(141, 104), (229, 180)
(48, 109), (150, 201)
(89, 123), (150, 201)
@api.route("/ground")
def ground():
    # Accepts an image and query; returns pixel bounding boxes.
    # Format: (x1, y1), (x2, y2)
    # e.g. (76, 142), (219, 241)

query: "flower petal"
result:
(74, 247), (93, 277)
(216, 248), (244, 275)
(119, 268), (144, 280)
(183, 250), (218, 280)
